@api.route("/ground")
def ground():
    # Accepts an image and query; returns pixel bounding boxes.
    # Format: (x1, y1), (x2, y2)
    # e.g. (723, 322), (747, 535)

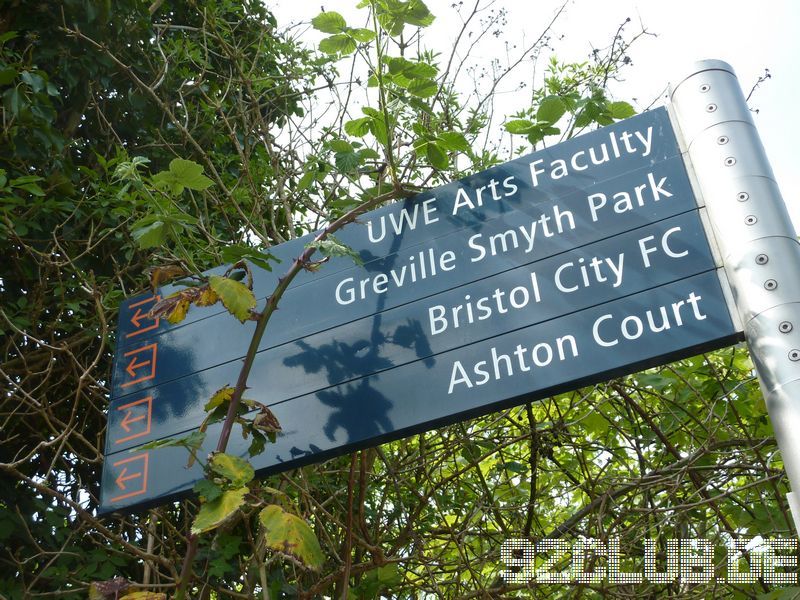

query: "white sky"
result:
(271, 0), (800, 227)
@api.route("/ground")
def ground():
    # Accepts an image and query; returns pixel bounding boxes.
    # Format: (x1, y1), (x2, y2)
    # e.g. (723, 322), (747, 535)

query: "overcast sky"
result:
(272, 0), (800, 227)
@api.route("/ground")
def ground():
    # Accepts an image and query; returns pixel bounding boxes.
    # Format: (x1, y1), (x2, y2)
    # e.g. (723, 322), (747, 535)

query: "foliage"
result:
(0, 0), (793, 599)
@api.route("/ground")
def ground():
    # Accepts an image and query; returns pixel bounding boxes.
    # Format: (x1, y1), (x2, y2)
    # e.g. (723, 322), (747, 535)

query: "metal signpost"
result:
(98, 63), (797, 529)
(670, 60), (800, 534)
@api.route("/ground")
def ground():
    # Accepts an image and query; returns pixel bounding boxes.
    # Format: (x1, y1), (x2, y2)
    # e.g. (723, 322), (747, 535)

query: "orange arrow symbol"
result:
(121, 344), (157, 388)
(109, 453), (149, 503)
(115, 466), (142, 490)
(125, 296), (160, 338)
(120, 409), (147, 433)
(125, 354), (151, 378)
(130, 306), (149, 329)
(114, 396), (152, 444)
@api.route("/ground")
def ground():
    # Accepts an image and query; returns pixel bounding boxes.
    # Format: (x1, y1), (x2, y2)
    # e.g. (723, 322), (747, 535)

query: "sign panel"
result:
(101, 272), (739, 512)
(110, 156), (697, 399)
(105, 212), (716, 452)
(101, 107), (742, 513)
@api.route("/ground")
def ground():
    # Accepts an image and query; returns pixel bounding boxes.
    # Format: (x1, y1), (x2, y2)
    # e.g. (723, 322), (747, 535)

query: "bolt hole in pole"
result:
(755, 254), (769, 265)
(790, 350), (800, 362)
(745, 215), (758, 226)
(725, 156), (737, 166)
(717, 135), (730, 144)
(780, 321), (794, 334)
(706, 103), (717, 112)
(765, 279), (778, 291)
(737, 192), (750, 202)
(700, 83), (711, 92)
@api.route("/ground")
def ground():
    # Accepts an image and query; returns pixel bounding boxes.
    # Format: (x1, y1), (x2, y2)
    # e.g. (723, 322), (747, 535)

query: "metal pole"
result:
(669, 60), (800, 535)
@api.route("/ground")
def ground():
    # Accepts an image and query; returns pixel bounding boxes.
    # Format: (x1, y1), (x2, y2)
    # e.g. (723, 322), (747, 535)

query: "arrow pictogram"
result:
(120, 344), (158, 388)
(109, 452), (149, 503)
(115, 466), (142, 490)
(114, 395), (153, 445)
(125, 354), (151, 378)
(121, 409), (147, 432)
(125, 296), (160, 338)
(130, 307), (148, 329)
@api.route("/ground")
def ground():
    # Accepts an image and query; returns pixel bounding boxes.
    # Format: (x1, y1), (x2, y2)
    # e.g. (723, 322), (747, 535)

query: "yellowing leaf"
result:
(119, 593), (167, 600)
(166, 298), (190, 324)
(208, 275), (256, 322)
(191, 487), (248, 534)
(205, 385), (234, 412)
(148, 264), (189, 289)
(258, 504), (324, 571)
(195, 286), (219, 307)
(209, 452), (254, 487)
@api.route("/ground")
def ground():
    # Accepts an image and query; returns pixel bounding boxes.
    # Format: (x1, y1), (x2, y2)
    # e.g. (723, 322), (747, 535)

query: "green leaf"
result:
(609, 100), (636, 119)
(297, 170), (316, 192)
(208, 275), (256, 322)
(426, 142), (448, 170)
(328, 139), (352, 153)
(385, 56), (436, 80)
(220, 244), (279, 272)
(406, 78), (437, 98)
(194, 479), (223, 503)
(5, 87), (20, 116)
(436, 131), (470, 152)
(131, 219), (167, 249)
(209, 452), (255, 487)
(192, 487), (248, 534)
(319, 34), (357, 55)
(376, 0), (434, 35)
(350, 28), (375, 43)
(17, 183), (45, 196)
(537, 95), (567, 124)
(311, 11), (347, 33)
(168, 158), (213, 191)
(258, 504), (324, 570)
(403, 0), (435, 27)
(344, 117), (372, 137)
(247, 429), (267, 457)
(0, 68), (16, 86)
(358, 147), (380, 160)
(306, 235), (363, 266)
(20, 71), (44, 93)
(504, 119), (535, 134)
(405, 62), (437, 79)
(334, 151), (361, 173)
(139, 430), (206, 452)
(152, 159), (212, 195)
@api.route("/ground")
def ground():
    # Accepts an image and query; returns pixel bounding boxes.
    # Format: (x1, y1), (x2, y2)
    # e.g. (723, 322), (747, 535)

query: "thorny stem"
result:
(174, 186), (410, 598)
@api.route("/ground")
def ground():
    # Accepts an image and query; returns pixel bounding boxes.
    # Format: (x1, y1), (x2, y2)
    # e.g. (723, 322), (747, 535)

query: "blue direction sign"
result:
(105, 211), (717, 453)
(101, 272), (739, 512)
(101, 107), (742, 513)
(111, 154), (696, 398)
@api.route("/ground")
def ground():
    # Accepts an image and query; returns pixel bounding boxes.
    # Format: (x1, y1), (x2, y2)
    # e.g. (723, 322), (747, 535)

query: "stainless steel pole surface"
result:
(670, 60), (800, 534)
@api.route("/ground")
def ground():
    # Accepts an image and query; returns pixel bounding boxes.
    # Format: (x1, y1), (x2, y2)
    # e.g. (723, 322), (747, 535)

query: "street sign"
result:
(100, 107), (741, 513)
(111, 155), (696, 399)
(106, 211), (718, 453)
(101, 271), (738, 512)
